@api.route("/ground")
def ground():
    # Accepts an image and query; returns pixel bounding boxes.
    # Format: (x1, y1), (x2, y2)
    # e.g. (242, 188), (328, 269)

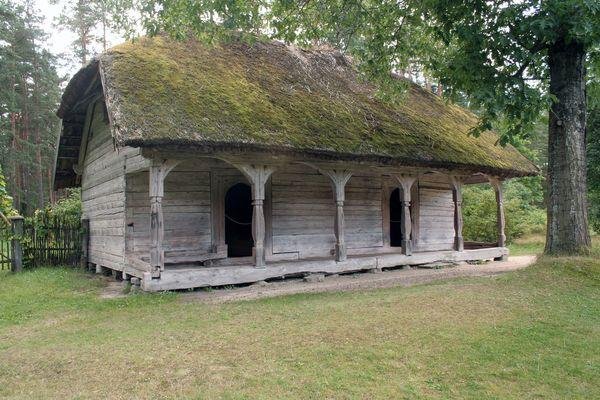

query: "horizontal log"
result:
(142, 247), (509, 291)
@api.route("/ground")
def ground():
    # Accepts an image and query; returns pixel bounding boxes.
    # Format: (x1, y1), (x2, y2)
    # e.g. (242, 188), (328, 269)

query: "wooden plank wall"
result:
(125, 158), (243, 256)
(415, 175), (455, 251)
(81, 101), (140, 271)
(344, 175), (384, 249)
(271, 166), (335, 258)
(270, 167), (384, 258)
(122, 160), (456, 262)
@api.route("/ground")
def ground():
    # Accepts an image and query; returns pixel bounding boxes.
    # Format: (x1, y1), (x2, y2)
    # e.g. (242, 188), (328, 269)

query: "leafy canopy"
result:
(120, 0), (600, 143)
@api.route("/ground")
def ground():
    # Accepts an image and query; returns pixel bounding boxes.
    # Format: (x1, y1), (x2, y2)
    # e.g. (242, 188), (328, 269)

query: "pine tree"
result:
(52, 0), (113, 66)
(0, 0), (62, 214)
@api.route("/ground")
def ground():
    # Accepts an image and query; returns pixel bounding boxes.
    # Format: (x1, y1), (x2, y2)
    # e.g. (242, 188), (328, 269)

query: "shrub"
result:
(31, 188), (82, 227)
(0, 164), (16, 219)
(462, 179), (546, 243)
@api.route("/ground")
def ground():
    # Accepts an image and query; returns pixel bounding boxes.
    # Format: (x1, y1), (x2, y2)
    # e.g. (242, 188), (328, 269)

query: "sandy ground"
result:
(177, 255), (537, 303)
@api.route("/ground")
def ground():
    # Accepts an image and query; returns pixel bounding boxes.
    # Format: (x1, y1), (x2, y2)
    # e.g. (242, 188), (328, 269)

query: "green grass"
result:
(0, 246), (599, 399)
(508, 234), (600, 256)
(508, 234), (547, 256)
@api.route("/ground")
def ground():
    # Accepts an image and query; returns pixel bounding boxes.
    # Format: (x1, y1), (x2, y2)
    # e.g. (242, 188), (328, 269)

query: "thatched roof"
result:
(56, 35), (537, 187)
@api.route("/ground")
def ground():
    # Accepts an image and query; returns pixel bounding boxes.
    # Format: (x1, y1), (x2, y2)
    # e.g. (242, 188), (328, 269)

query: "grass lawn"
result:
(0, 241), (599, 399)
(508, 234), (548, 256)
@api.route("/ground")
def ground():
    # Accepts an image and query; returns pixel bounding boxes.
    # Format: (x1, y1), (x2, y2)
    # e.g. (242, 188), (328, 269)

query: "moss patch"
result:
(96, 35), (536, 175)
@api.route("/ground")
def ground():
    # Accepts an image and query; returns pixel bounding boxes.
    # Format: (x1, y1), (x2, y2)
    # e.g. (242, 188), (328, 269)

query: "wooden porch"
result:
(120, 151), (510, 291)
(141, 247), (508, 291)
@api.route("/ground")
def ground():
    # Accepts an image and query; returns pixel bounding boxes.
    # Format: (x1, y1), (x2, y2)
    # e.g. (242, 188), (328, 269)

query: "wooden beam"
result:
(488, 176), (507, 260)
(320, 169), (352, 262)
(141, 247), (509, 291)
(393, 174), (418, 255)
(73, 101), (96, 176)
(210, 171), (227, 254)
(381, 180), (392, 248)
(149, 158), (181, 274)
(411, 182), (420, 248)
(449, 175), (466, 252)
(233, 164), (275, 268)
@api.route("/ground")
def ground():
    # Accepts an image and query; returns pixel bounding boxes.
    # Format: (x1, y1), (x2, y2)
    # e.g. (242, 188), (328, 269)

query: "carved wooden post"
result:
(149, 159), (179, 274)
(9, 215), (24, 273)
(236, 164), (275, 268)
(449, 175), (465, 252)
(489, 176), (507, 260)
(381, 182), (391, 248)
(210, 172), (227, 254)
(149, 162), (165, 273)
(322, 170), (352, 262)
(393, 174), (417, 255)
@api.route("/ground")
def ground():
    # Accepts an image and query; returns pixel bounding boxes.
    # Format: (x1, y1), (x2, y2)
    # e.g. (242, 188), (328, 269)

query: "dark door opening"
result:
(225, 183), (254, 257)
(389, 188), (404, 247)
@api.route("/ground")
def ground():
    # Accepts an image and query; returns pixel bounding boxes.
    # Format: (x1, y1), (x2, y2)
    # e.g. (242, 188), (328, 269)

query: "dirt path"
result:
(100, 279), (128, 299)
(180, 255), (537, 304)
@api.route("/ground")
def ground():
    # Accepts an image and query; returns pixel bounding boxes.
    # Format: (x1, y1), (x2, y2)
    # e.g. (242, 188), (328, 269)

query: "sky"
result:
(35, 0), (123, 79)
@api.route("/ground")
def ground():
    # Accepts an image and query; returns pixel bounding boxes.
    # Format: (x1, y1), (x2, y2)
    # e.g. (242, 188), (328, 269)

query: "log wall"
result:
(415, 175), (455, 251)
(270, 166), (335, 258)
(270, 166), (385, 258)
(125, 158), (243, 256)
(81, 101), (140, 270)
(123, 162), (457, 261)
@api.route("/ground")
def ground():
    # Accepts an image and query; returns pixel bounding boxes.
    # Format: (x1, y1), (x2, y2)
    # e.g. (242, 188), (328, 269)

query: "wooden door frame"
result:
(381, 177), (420, 250)
(210, 169), (273, 258)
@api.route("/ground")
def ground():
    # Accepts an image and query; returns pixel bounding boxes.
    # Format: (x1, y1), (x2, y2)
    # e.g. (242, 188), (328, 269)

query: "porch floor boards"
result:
(142, 247), (508, 291)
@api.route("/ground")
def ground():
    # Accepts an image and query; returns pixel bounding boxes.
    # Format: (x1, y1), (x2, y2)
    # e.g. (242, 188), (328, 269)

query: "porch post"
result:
(449, 175), (465, 252)
(393, 174), (417, 255)
(323, 170), (352, 262)
(149, 159), (179, 274)
(236, 164), (275, 268)
(488, 176), (507, 260)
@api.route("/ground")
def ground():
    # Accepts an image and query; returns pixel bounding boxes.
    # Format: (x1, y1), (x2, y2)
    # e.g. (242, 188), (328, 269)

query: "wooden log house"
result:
(54, 36), (537, 291)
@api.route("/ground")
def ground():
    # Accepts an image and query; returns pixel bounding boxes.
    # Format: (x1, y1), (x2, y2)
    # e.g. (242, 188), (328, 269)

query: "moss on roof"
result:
(68, 35), (538, 176)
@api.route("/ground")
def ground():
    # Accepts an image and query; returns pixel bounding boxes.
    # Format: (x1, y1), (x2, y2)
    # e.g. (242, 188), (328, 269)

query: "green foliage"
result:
(30, 188), (82, 227)
(588, 105), (600, 233)
(0, 0), (62, 214)
(0, 164), (16, 218)
(463, 181), (546, 243)
(114, 0), (600, 143)
(51, 0), (116, 66)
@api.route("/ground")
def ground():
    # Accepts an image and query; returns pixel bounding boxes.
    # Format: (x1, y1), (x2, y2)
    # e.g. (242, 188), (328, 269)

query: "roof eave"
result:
(124, 139), (538, 179)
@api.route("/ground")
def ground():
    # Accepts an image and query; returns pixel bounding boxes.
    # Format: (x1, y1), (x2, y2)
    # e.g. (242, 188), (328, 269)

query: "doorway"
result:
(224, 183), (254, 257)
(389, 188), (404, 247)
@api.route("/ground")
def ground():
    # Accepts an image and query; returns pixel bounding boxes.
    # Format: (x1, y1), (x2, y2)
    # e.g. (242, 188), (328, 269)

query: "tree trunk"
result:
(545, 38), (591, 254)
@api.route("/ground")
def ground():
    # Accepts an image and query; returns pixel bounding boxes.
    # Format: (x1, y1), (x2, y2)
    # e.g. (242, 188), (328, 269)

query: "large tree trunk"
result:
(545, 38), (591, 254)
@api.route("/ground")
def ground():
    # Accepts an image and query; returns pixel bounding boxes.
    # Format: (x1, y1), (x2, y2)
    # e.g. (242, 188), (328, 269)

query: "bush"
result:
(462, 179), (546, 243)
(30, 188), (82, 226)
(0, 164), (16, 219)
(590, 190), (600, 234)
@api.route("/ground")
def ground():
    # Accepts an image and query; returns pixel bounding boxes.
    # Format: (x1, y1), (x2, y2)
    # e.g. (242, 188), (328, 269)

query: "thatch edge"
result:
(126, 138), (538, 178)
(56, 44), (539, 179)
